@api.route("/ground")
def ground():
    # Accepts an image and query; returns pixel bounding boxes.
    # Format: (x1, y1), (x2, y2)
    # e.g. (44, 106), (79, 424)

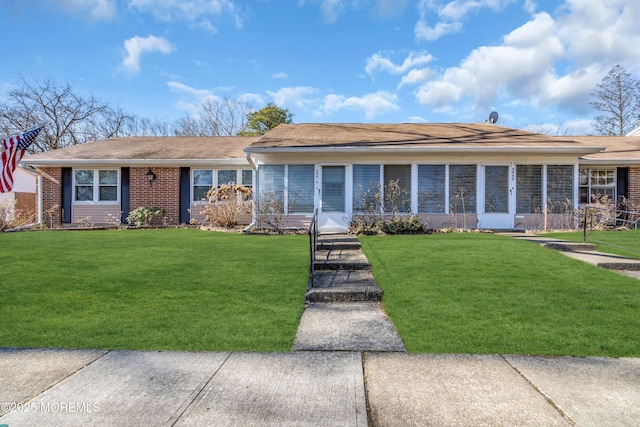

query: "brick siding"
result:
(14, 192), (37, 222)
(629, 167), (640, 206)
(39, 167), (63, 227)
(129, 167), (180, 225)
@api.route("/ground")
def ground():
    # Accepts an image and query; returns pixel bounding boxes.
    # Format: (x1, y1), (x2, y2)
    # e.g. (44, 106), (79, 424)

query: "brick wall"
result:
(14, 192), (37, 222)
(39, 167), (63, 227)
(129, 167), (180, 225)
(629, 167), (640, 206)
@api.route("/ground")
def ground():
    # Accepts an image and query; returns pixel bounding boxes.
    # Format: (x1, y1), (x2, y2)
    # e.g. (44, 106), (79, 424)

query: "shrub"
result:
(379, 215), (426, 235)
(200, 184), (252, 228)
(126, 207), (166, 227)
(0, 199), (32, 231)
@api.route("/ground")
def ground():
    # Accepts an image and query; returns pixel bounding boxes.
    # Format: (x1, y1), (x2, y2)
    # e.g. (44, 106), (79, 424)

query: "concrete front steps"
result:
(305, 234), (383, 303)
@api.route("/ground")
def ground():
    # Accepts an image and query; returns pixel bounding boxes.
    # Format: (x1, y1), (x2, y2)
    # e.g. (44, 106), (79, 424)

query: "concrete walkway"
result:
(1, 348), (639, 426)
(502, 232), (640, 279)
(294, 233), (406, 352)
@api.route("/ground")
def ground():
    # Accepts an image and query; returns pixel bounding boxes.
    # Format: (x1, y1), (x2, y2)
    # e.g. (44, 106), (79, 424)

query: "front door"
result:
(318, 165), (347, 231)
(478, 164), (514, 229)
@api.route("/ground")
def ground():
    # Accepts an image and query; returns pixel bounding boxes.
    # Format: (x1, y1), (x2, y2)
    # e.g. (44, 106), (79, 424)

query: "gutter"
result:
(245, 145), (606, 155)
(21, 158), (249, 167)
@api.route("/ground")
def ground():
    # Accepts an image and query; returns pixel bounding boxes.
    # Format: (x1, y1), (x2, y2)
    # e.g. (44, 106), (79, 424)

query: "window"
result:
(449, 165), (476, 214)
(192, 169), (252, 201)
(322, 166), (346, 212)
(579, 168), (615, 203)
(547, 165), (573, 213)
(353, 165), (380, 213)
(516, 165), (542, 213)
(418, 165), (445, 213)
(74, 169), (118, 202)
(193, 170), (213, 201)
(384, 165), (411, 213)
(217, 169), (237, 185)
(258, 165), (285, 212)
(242, 170), (253, 187)
(288, 165), (315, 213)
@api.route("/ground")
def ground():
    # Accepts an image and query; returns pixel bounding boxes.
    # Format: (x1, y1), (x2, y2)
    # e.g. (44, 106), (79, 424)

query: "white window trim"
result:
(72, 168), (120, 204)
(191, 168), (253, 203)
(579, 168), (616, 204)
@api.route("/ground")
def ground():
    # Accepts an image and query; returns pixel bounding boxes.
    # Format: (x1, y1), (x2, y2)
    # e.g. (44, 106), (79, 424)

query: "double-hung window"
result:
(192, 169), (253, 201)
(74, 169), (118, 202)
(579, 168), (615, 203)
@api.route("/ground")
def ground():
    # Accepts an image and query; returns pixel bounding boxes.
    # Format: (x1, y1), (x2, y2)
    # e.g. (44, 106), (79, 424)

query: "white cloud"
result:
(321, 0), (344, 23)
(238, 93), (265, 107)
(406, 115), (430, 123)
(399, 68), (434, 88)
(365, 51), (434, 76)
(121, 35), (175, 74)
(322, 91), (400, 119)
(167, 81), (264, 113)
(167, 81), (216, 101)
(272, 72), (289, 80)
(267, 87), (320, 110)
(414, 20), (462, 41)
(127, 0), (245, 28)
(52, 0), (116, 21)
(415, 0), (514, 41)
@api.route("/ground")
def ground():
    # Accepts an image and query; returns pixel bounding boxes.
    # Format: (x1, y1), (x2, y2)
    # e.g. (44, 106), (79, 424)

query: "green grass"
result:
(360, 233), (640, 357)
(539, 229), (640, 259)
(0, 229), (308, 352)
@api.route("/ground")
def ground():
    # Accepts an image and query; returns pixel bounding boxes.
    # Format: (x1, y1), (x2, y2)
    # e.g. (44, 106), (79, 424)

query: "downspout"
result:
(242, 151), (257, 233)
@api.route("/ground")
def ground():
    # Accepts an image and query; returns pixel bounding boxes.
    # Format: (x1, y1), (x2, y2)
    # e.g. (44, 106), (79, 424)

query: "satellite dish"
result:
(488, 111), (499, 124)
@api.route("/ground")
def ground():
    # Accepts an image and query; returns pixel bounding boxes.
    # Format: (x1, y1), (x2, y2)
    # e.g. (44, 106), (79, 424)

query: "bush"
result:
(0, 199), (32, 231)
(200, 184), (252, 228)
(126, 207), (166, 227)
(349, 214), (427, 235)
(379, 215), (426, 235)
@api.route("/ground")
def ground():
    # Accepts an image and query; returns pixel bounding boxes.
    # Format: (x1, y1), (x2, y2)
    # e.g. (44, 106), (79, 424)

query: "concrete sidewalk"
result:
(1, 348), (639, 426)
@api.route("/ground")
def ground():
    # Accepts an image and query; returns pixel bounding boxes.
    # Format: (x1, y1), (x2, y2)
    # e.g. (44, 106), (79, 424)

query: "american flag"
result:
(0, 125), (44, 193)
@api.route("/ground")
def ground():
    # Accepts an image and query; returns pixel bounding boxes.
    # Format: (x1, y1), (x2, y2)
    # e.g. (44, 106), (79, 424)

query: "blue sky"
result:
(2, 0), (639, 135)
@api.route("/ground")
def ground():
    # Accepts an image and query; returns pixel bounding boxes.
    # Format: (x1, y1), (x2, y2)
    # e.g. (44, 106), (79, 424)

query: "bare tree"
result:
(172, 97), (253, 136)
(590, 65), (640, 136)
(0, 76), (134, 151)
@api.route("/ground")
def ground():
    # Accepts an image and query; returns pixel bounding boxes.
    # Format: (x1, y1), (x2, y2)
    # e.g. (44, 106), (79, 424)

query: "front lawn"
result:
(0, 229), (308, 352)
(540, 229), (640, 259)
(360, 233), (640, 357)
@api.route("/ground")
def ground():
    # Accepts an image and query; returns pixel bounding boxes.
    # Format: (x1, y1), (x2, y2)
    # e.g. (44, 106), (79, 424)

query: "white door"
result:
(478, 164), (515, 229)
(318, 165), (348, 232)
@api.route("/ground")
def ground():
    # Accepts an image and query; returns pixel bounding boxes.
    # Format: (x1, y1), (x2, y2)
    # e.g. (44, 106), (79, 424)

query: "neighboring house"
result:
(0, 165), (37, 223)
(20, 123), (640, 231)
(21, 136), (258, 226)
(626, 125), (640, 136)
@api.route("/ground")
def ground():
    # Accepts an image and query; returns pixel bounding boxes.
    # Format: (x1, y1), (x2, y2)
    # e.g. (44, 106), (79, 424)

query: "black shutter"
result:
(61, 168), (72, 223)
(180, 167), (191, 224)
(121, 167), (130, 223)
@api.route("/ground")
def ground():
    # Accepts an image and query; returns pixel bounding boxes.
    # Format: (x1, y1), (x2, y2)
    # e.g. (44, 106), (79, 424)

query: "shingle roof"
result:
(22, 136), (257, 165)
(245, 123), (598, 152)
(573, 136), (640, 164)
